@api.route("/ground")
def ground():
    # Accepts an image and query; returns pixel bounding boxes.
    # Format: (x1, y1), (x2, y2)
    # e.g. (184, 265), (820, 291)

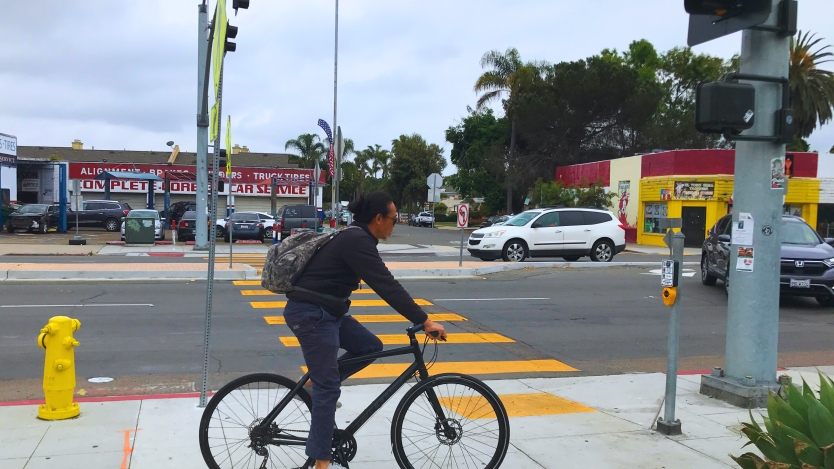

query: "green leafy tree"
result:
(787, 135), (811, 152)
(790, 31), (834, 138)
(338, 161), (361, 201)
(529, 179), (615, 210)
(284, 134), (327, 169)
(445, 108), (510, 215)
(389, 134), (446, 212)
(433, 202), (449, 215)
(474, 48), (546, 214)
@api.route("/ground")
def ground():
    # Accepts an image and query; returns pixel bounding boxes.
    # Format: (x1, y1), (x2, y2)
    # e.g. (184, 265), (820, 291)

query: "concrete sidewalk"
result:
(6, 368), (828, 468)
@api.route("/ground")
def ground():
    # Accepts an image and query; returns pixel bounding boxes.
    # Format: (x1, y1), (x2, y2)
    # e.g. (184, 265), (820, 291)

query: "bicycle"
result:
(199, 323), (511, 469)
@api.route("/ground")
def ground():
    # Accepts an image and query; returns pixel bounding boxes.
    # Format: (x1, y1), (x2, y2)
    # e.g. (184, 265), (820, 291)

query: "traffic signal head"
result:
(225, 22), (238, 53)
(232, 0), (250, 15)
(695, 81), (756, 135)
(685, 0), (773, 46)
(684, 0), (771, 16)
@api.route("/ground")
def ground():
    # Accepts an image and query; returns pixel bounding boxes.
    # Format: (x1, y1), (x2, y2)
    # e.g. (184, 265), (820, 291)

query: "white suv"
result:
(467, 208), (626, 262)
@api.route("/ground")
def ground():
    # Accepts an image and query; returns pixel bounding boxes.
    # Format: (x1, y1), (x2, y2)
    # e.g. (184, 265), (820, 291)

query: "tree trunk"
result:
(506, 117), (516, 214)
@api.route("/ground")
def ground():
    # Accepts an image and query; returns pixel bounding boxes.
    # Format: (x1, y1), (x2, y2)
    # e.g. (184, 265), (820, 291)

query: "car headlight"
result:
(483, 231), (506, 238)
(824, 257), (834, 268)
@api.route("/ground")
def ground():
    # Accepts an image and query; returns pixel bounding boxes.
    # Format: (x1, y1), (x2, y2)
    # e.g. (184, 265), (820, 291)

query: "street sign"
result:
(661, 260), (679, 287)
(686, 0), (772, 46)
(427, 173), (443, 189)
(457, 203), (469, 229)
(427, 188), (440, 203)
(663, 230), (674, 248)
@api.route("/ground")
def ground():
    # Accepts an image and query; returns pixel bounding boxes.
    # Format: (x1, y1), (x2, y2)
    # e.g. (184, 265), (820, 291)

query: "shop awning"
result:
(94, 171), (163, 182)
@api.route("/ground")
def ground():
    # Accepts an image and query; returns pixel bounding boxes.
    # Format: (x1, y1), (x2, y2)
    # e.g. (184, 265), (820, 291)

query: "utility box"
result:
(695, 81), (756, 135)
(125, 216), (156, 244)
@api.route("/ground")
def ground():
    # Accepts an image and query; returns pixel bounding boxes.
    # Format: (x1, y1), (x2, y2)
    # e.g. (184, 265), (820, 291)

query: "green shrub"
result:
(733, 372), (834, 469)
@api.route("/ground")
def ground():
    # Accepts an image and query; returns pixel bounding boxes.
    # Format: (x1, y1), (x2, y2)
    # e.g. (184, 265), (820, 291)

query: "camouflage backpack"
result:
(261, 226), (359, 298)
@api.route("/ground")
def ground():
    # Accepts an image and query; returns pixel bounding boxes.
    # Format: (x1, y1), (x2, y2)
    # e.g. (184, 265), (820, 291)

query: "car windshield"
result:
(181, 211), (197, 220)
(126, 210), (158, 219)
(781, 221), (821, 245)
(17, 205), (48, 214)
(503, 211), (538, 227)
(231, 213), (259, 222)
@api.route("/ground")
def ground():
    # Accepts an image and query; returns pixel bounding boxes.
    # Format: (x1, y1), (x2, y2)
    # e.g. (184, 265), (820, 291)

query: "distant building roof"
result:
(16, 146), (297, 169)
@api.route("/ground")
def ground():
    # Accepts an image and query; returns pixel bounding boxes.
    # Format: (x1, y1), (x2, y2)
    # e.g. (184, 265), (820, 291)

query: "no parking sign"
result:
(456, 203), (469, 229)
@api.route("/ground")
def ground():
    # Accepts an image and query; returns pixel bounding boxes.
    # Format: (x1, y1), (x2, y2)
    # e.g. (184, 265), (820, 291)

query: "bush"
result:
(733, 372), (834, 469)
(433, 202), (449, 215)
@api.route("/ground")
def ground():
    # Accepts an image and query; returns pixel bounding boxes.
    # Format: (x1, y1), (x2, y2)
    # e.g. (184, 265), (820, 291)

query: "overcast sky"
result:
(1, 0), (832, 175)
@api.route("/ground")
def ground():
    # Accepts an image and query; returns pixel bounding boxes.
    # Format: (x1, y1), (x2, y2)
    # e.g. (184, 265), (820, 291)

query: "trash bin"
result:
(124, 214), (156, 244)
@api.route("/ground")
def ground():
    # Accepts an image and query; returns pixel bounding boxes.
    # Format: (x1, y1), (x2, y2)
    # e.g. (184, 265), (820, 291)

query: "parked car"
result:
(5, 204), (60, 234)
(701, 214), (834, 306)
(218, 211), (276, 239)
(120, 209), (165, 241)
(414, 211), (434, 227)
(467, 207), (626, 262)
(480, 215), (510, 229)
(68, 200), (131, 231)
(224, 211), (266, 243)
(275, 204), (319, 239)
(177, 210), (199, 241)
(167, 201), (197, 226)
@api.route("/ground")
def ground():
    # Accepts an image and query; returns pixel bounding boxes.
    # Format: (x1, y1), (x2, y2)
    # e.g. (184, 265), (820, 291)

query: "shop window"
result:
(643, 203), (668, 234)
(783, 204), (803, 218)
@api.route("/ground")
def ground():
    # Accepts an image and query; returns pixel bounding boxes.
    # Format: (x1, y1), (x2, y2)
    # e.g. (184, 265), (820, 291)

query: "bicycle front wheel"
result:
(391, 374), (510, 469)
(199, 373), (312, 469)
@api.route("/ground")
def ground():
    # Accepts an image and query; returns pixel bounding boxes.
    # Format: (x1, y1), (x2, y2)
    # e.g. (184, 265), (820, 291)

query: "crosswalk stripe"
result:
(441, 393), (595, 418)
(250, 299), (433, 308)
(301, 359), (579, 378)
(280, 333), (513, 347)
(234, 280), (263, 286)
(263, 313), (467, 325)
(241, 289), (376, 296)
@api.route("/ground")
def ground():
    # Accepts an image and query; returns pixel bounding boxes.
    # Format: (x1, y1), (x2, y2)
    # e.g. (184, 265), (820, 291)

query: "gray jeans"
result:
(283, 300), (383, 461)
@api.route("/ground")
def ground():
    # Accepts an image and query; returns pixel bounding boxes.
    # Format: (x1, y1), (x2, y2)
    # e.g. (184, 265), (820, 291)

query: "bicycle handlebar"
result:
(407, 323), (425, 335)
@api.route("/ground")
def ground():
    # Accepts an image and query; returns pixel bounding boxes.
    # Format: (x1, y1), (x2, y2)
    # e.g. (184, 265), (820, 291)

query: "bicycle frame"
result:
(258, 328), (450, 448)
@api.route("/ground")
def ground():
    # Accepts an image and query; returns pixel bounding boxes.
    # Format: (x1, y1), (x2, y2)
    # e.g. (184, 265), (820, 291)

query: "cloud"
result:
(0, 0), (831, 168)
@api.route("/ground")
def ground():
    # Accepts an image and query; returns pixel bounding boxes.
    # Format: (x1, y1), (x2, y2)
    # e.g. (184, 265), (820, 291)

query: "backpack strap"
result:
(287, 285), (349, 302)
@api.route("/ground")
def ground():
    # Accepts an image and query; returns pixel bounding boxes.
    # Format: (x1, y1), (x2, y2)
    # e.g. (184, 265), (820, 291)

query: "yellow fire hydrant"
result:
(37, 316), (81, 420)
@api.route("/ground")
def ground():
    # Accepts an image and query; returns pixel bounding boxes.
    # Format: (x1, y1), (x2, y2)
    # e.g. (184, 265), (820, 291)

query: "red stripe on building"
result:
(555, 160), (610, 187)
(641, 150), (735, 177)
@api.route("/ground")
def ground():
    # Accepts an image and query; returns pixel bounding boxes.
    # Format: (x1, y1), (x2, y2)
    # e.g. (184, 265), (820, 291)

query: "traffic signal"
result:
(685, 0), (796, 46)
(225, 22), (238, 53)
(695, 81), (756, 135)
(684, 0), (770, 17)
(232, 0), (249, 15)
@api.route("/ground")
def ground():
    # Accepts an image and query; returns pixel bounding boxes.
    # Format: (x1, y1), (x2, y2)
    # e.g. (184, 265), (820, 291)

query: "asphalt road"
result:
(1, 267), (832, 401)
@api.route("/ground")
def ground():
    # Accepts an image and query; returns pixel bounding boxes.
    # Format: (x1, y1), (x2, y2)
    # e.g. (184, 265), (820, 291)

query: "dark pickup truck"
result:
(275, 204), (320, 239)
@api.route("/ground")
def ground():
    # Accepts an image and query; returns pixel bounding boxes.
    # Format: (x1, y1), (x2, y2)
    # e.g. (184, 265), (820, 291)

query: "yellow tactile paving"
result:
(241, 289), (376, 296)
(264, 313), (466, 325)
(251, 299), (433, 308)
(440, 392), (595, 418)
(234, 280), (264, 286)
(281, 332), (511, 347)
(302, 360), (579, 378)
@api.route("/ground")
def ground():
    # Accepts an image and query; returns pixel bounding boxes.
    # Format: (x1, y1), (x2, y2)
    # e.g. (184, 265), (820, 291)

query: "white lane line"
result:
(432, 298), (550, 301)
(0, 303), (155, 308)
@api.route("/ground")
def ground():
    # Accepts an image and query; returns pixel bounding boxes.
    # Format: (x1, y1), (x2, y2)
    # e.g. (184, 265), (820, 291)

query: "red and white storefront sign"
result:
(69, 163), (324, 197)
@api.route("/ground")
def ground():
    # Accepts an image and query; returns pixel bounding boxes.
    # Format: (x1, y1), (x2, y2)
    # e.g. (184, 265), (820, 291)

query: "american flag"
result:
(317, 119), (334, 177)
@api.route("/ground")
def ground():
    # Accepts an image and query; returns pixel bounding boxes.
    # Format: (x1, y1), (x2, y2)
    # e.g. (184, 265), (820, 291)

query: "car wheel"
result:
(501, 240), (527, 262)
(216, 226), (225, 238)
(264, 227), (273, 239)
(701, 254), (718, 286)
(562, 256), (580, 262)
(590, 240), (614, 262)
(40, 223), (48, 234)
(815, 296), (834, 307)
(105, 218), (119, 232)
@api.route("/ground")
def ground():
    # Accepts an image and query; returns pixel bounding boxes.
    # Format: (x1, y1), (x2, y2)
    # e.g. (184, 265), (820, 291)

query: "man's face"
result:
(381, 203), (397, 239)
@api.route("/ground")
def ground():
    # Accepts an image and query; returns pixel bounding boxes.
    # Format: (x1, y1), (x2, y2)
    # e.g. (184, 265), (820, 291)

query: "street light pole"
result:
(195, 1), (210, 250)
(331, 0), (339, 224)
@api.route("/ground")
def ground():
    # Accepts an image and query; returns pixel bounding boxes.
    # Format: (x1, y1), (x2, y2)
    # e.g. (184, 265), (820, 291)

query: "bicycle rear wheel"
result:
(391, 374), (510, 469)
(199, 373), (312, 469)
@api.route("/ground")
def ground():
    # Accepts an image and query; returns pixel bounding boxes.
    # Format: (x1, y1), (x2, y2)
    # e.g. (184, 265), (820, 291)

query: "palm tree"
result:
(474, 48), (545, 213)
(284, 134), (327, 169)
(790, 31), (834, 138)
(357, 144), (391, 179)
(353, 149), (373, 193)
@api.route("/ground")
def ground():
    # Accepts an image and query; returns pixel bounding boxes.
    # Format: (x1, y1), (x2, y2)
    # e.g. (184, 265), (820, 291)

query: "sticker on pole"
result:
(456, 203), (469, 229)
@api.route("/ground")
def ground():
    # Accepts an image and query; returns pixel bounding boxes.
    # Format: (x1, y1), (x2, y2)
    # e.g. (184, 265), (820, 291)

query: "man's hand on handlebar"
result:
(423, 319), (447, 341)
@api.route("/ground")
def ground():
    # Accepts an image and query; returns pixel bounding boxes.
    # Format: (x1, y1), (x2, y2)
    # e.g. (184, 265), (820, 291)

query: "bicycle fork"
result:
(424, 388), (459, 441)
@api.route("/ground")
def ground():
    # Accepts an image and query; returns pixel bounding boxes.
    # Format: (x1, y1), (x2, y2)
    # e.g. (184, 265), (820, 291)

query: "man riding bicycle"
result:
(282, 191), (447, 469)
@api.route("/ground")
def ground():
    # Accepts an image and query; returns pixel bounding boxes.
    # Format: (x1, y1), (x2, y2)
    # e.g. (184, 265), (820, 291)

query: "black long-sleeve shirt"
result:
(286, 222), (429, 325)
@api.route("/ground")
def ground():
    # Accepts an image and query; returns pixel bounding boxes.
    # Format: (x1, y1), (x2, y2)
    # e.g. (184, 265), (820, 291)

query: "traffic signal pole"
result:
(195, 2), (210, 250)
(700, 0), (789, 407)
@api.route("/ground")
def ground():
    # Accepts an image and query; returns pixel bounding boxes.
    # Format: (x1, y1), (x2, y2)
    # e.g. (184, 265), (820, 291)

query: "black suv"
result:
(68, 200), (131, 231)
(701, 214), (834, 306)
(6, 204), (60, 234)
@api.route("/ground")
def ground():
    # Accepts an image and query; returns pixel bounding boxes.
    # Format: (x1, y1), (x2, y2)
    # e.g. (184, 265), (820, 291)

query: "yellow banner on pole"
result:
(209, 103), (219, 141)
(211, 0), (227, 101)
(225, 116), (232, 177)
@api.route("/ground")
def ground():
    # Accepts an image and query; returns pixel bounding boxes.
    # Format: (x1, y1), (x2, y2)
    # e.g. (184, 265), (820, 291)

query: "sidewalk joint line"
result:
(22, 425), (50, 469)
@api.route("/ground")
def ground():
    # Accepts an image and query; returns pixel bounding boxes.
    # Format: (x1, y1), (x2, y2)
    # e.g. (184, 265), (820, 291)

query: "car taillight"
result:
(618, 224), (626, 230)
(179, 220), (188, 228)
(257, 223), (263, 228)
(123, 210), (130, 215)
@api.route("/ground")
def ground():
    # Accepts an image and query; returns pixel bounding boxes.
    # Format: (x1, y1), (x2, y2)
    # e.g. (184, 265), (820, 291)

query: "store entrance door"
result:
(681, 207), (707, 248)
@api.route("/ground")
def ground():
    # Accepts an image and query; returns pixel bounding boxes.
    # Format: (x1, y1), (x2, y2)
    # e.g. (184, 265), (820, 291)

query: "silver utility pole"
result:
(701, 0), (789, 407)
(331, 0), (339, 224)
(200, 62), (224, 408)
(195, 2), (210, 250)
